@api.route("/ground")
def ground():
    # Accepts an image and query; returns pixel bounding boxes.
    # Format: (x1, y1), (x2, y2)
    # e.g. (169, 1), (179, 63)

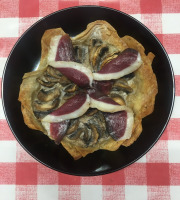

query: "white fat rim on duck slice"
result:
(90, 97), (124, 112)
(47, 35), (62, 63)
(93, 53), (142, 81)
(41, 94), (90, 123)
(49, 61), (94, 87)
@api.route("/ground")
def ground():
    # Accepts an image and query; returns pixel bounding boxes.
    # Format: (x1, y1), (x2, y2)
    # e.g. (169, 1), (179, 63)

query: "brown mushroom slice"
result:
(112, 79), (133, 93)
(86, 108), (98, 116)
(93, 48), (142, 81)
(37, 88), (60, 102)
(66, 120), (80, 135)
(46, 66), (62, 78)
(63, 92), (77, 100)
(64, 83), (78, 93)
(92, 45), (109, 71)
(110, 93), (126, 105)
(104, 106), (134, 141)
(87, 124), (99, 145)
(37, 77), (56, 88)
(33, 98), (60, 112)
(68, 128), (84, 140)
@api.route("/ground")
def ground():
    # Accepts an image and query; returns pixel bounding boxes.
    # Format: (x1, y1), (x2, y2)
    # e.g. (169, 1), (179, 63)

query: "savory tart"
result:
(18, 20), (158, 160)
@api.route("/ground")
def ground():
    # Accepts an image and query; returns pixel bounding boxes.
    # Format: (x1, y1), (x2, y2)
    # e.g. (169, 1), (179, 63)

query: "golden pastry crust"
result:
(18, 70), (46, 133)
(18, 20), (158, 160)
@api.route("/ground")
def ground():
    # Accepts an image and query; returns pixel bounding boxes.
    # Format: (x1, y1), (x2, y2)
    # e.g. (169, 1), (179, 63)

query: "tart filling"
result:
(18, 20), (158, 159)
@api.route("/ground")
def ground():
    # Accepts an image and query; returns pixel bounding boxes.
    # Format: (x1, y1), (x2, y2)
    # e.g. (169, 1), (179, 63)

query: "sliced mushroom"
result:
(64, 84), (78, 93)
(67, 128), (83, 140)
(93, 45), (109, 71)
(82, 127), (91, 145)
(63, 92), (77, 100)
(110, 93), (126, 105)
(33, 98), (59, 112)
(66, 120), (79, 135)
(87, 124), (99, 145)
(112, 79), (133, 93)
(47, 66), (62, 78)
(37, 88), (60, 102)
(34, 111), (51, 119)
(65, 110), (108, 147)
(37, 77), (56, 88)
(74, 46), (87, 64)
(58, 76), (71, 86)
(44, 74), (61, 83)
(86, 109), (98, 116)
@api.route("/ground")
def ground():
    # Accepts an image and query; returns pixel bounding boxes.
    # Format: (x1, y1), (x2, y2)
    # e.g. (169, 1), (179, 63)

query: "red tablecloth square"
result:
(19, 0), (39, 17)
(81, 176), (102, 185)
(154, 34), (163, 44)
(59, 1), (78, 10)
(140, 0), (162, 14)
(147, 163), (170, 185)
(16, 163), (38, 185)
(58, 172), (81, 185)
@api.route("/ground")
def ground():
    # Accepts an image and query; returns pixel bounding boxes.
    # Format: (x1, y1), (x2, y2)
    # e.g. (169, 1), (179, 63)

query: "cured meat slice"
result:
(42, 120), (70, 144)
(93, 48), (142, 80)
(56, 34), (75, 61)
(48, 34), (74, 63)
(104, 107), (134, 141)
(88, 89), (124, 112)
(49, 61), (93, 88)
(42, 92), (90, 123)
(92, 80), (113, 95)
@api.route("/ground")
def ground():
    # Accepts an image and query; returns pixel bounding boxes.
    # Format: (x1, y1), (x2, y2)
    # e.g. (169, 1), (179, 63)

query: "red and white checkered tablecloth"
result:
(0, 0), (180, 199)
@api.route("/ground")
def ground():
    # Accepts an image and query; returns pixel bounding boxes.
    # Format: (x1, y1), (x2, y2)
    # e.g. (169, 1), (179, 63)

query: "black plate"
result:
(2, 6), (175, 176)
